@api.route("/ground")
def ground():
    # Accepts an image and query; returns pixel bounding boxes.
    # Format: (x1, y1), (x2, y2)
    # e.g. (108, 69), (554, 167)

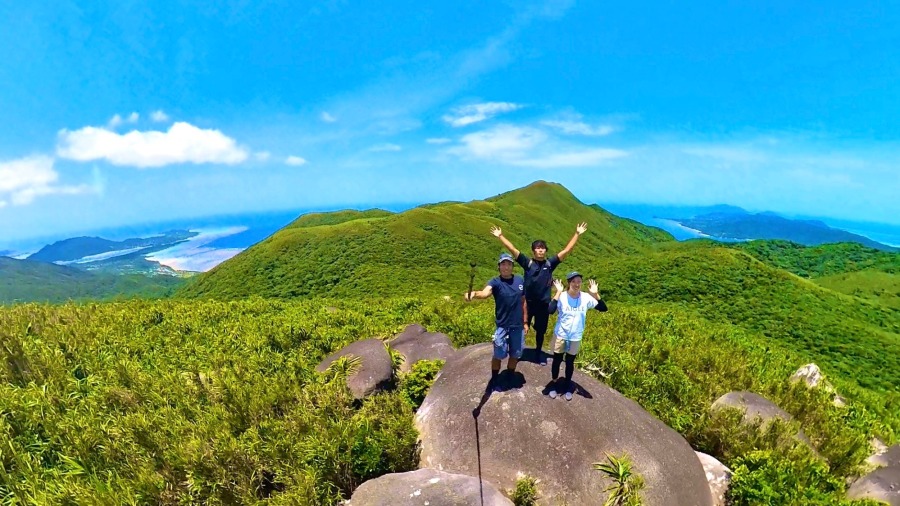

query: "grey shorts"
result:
(492, 327), (525, 360)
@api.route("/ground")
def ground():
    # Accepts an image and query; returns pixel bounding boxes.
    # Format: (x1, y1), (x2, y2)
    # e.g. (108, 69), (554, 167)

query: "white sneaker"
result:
(548, 390), (558, 399)
(565, 391), (573, 401)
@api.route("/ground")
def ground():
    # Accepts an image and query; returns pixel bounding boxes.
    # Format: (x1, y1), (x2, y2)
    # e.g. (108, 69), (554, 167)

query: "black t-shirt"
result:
(488, 274), (525, 329)
(516, 252), (561, 303)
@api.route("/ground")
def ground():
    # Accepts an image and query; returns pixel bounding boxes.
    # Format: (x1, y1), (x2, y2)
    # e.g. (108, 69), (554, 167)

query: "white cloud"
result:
(151, 110), (170, 122)
(254, 151), (272, 161)
(108, 114), (123, 128)
(541, 119), (615, 137)
(442, 102), (523, 127)
(369, 143), (402, 152)
(0, 155), (94, 206)
(127, 112), (139, 123)
(426, 137), (452, 144)
(321, 112), (337, 123)
(57, 122), (249, 168)
(285, 155), (307, 166)
(450, 124), (626, 168)
(108, 112), (140, 128)
(0, 201), (6, 208)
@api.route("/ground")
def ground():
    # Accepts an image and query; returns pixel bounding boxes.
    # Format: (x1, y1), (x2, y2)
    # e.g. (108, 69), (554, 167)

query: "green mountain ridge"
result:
(179, 181), (673, 299)
(0, 256), (185, 304)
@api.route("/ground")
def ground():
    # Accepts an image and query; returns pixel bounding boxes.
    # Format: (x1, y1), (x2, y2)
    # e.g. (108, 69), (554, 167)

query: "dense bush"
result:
(397, 359), (444, 410)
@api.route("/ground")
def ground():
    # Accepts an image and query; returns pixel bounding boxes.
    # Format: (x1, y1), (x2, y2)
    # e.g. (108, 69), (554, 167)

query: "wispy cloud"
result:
(426, 137), (452, 144)
(443, 102), (523, 127)
(151, 110), (170, 122)
(450, 124), (626, 167)
(320, 112), (337, 123)
(254, 151), (271, 161)
(541, 119), (615, 136)
(57, 122), (249, 168)
(285, 155), (307, 166)
(0, 155), (95, 206)
(369, 143), (402, 152)
(108, 112), (140, 128)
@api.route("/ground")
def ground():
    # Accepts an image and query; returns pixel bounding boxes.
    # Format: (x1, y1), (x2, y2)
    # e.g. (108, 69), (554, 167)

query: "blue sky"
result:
(2, 0), (899, 243)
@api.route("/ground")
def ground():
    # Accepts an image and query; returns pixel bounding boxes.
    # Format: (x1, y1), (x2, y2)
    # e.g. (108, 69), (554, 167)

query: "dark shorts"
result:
(526, 299), (550, 335)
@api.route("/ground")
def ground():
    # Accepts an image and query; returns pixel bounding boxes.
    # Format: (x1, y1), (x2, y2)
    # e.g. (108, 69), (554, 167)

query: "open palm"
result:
(490, 226), (502, 237)
(576, 222), (588, 235)
(588, 279), (599, 293)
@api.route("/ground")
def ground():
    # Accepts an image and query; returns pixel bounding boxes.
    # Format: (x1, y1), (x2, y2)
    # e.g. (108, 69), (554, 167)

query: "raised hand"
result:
(576, 222), (588, 235)
(553, 279), (564, 293)
(490, 226), (503, 238)
(588, 279), (599, 294)
(463, 291), (473, 301)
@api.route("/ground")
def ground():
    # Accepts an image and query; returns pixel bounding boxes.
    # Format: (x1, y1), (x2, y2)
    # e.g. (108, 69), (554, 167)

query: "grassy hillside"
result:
(730, 240), (900, 278)
(591, 242), (900, 395)
(0, 297), (891, 504)
(179, 181), (673, 299)
(816, 270), (900, 309)
(0, 257), (185, 304)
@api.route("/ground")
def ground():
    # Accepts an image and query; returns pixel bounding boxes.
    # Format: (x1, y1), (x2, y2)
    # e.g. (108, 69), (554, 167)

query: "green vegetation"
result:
(510, 475), (539, 506)
(0, 296), (894, 504)
(594, 453), (644, 506)
(0, 257), (185, 304)
(5, 181), (900, 503)
(397, 359), (444, 410)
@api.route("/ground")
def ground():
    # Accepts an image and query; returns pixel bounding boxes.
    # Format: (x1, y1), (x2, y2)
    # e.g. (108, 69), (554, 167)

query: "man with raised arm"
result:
(464, 253), (529, 391)
(491, 222), (587, 365)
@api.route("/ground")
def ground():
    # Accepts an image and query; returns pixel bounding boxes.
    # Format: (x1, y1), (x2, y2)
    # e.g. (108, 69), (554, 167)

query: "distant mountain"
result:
(179, 181), (674, 299)
(0, 256), (185, 304)
(673, 212), (896, 251)
(28, 230), (197, 263)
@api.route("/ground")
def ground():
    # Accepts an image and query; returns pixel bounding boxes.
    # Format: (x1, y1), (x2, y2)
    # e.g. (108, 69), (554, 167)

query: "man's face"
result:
(568, 277), (582, 291)
(532, 247), (547, 260)
(498, 260), (514, 277)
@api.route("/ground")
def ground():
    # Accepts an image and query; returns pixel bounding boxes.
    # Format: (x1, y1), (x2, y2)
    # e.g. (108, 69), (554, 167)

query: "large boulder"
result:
(711, 391), (793, 425)
(695, 451), (732, 506)
(847, 465), (900, 505)
(346, 469), (513, 506)
(869, 444), (900, 469)
(315, 339), (393, 399)
(389, 324), (456, 373)
(415, 343), (713, 506)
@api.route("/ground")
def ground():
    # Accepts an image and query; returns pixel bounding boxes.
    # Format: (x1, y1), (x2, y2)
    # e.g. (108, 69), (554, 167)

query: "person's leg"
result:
(506, 327), (525, 372)
(528, 301), (550, 365)
(548, 335), (563, 398)
(491, 328), (509, 391)
(563, 341), (580, 400)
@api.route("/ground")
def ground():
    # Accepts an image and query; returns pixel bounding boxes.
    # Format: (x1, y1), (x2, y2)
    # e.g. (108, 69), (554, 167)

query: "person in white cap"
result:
(547, 272), (607, 400)
(465, 253), (529, 390)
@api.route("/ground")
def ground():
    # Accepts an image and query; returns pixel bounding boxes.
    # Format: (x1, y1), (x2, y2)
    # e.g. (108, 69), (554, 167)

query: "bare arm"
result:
(557, 222), (587, 261)
(522, 296), (529, 333)
(464, 285), (493, 301)
(490, 226), (521, 258)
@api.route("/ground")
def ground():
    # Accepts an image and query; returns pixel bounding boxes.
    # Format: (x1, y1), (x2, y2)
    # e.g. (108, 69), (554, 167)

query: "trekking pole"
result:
(467, 262), (477, 302)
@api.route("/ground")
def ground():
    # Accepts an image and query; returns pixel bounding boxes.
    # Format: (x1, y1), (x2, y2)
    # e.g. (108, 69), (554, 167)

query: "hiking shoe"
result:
(565, 391), (573, 401)
(548, 390), (558, 399)
(539, 356), (548, 366)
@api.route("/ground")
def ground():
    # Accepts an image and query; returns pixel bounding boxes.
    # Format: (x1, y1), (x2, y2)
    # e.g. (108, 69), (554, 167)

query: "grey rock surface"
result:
(315, 338), (393, 399)
(347, 468), (513, 506)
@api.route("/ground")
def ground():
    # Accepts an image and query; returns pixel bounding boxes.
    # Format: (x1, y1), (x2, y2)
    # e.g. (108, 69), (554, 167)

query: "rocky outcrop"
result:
(847, 465), (900, 505)
(315, 339), (393, 399)
(790, 363), (825, 388)
(415, 343), (713, 506)
(346, 468), (513, 506)
(389, 324), (456, 373)
(711, 391), (793, 426)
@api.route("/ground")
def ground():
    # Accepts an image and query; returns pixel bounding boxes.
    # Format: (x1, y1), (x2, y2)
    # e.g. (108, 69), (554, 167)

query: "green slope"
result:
(0, 257), (185, 304)
(816, 269), (900, 309)
(179, 181), (673, 299)
(593, 242), (900, 393)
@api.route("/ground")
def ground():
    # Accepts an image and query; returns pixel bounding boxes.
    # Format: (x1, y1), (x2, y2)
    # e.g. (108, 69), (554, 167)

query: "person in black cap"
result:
(464, 252), (528, 390)
(547, 271), (607, 400)
(490, 222), (587, 365)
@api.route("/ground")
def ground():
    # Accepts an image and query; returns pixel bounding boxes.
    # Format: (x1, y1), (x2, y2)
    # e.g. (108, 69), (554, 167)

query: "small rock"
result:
(790, 363), (824, 388)
(695, 451), (732, 506)
(847, 465), (900, 505)
(388, 324), (456, 373)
